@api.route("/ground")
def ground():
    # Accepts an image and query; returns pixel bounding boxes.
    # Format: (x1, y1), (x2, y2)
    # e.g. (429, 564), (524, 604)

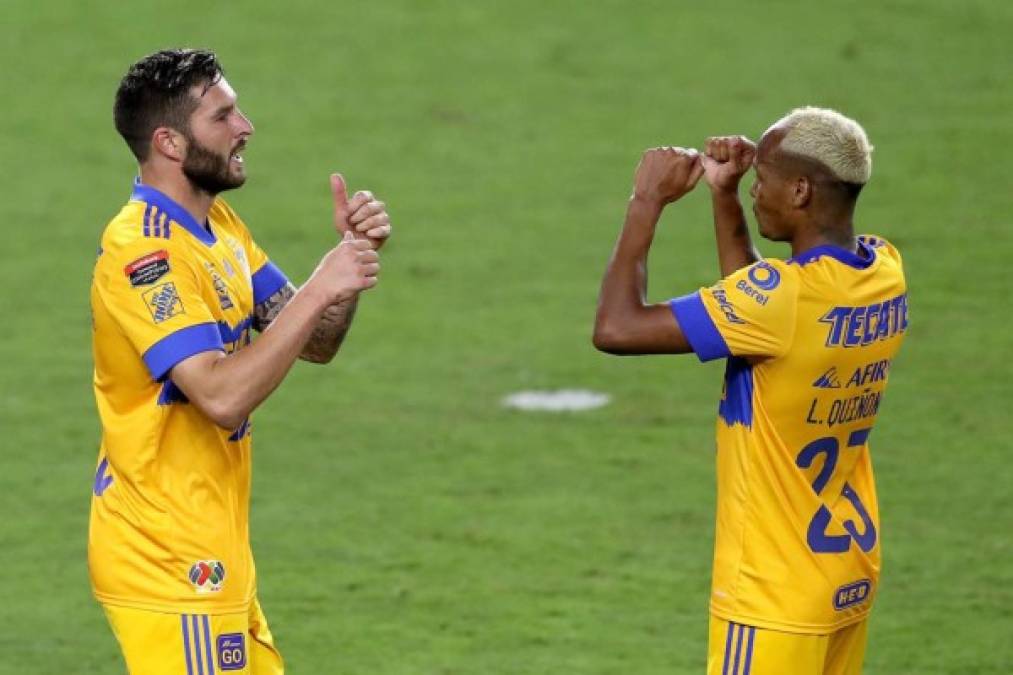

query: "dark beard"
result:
(181, 134), (245, 195)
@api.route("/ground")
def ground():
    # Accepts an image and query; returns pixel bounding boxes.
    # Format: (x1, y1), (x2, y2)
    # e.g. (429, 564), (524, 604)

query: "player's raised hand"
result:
(309, 231), (380, 303)
(632, 147), (706, 207)
(702, 136), (756, 193)
(330, 173), (392, 250)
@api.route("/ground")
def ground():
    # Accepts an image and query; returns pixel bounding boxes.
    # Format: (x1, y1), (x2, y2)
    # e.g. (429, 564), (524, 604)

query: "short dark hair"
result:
(114, 49), (224, 161)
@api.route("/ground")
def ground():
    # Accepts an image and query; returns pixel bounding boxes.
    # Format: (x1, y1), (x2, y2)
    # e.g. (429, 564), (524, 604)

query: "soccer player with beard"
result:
(90, 49), (391, 674)
(594, 109), (908, 674)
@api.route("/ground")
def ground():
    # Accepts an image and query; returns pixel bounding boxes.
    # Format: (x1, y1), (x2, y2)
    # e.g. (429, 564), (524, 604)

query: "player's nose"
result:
(236, 109), (254, 136)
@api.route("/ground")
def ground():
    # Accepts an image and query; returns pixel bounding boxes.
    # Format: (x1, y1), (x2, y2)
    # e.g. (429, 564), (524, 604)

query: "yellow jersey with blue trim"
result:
(670, 236), (908, 634)
(89, 182), (289, 613)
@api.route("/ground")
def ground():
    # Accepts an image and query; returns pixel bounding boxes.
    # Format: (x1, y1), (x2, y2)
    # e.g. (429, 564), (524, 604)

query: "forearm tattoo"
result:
(252, 283), (297, 332)
(252, 282), (359, 363)
(300, 296), (359, 363)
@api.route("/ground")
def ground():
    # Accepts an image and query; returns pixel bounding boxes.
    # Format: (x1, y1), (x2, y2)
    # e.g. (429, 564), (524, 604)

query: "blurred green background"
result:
(1, 1), (1010, 672)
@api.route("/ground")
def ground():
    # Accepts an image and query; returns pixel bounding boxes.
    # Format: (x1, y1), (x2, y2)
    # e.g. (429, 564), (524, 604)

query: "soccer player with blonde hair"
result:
(594, 107), (907, 674)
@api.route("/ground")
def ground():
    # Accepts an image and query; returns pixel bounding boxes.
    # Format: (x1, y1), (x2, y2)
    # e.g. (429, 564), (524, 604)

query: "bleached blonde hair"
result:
(777, 107), (873, 184)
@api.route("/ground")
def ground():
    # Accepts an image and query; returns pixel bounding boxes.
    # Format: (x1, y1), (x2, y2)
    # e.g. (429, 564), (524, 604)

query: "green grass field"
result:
(1, 1), (1011, 672)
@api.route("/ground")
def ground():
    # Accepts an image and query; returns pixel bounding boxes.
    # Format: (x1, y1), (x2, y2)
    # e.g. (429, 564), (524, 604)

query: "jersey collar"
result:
(131, 180), (217, 246)
(789, 239), (875, 269)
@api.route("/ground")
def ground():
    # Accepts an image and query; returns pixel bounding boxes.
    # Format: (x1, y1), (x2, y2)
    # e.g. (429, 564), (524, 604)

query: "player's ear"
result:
(792, 176), (813, 208)
(152, 127), (185, 162)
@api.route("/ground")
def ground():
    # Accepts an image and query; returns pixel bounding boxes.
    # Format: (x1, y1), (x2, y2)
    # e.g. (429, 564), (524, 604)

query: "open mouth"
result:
(230, 143), (246, 165)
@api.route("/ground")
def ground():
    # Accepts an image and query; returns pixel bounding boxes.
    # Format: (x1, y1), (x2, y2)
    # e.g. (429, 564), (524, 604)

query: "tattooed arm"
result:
(253, 282), (359, 364)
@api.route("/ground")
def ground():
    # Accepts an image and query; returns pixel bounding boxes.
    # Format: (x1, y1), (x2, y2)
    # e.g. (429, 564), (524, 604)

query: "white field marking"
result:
(501, 389), (611, 412)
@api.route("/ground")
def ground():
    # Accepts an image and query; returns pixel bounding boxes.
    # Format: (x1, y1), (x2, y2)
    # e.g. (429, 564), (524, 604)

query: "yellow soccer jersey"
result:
(670, 236), (908, 634)
(89, 182), (289, 613)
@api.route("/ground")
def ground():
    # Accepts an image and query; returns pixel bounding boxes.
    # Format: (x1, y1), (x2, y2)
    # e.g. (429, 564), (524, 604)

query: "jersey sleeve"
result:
(95, 237), (224, 381)
(213, 198), (290, 304)
(248, 239), (289, 305)
(669, 259), (799, 362)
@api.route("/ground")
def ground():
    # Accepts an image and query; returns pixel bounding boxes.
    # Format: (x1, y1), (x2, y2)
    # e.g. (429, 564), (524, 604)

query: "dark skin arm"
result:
(701, 135), (761, 276)
(592, 147), (705, 355)
(253, 173), (390, 363)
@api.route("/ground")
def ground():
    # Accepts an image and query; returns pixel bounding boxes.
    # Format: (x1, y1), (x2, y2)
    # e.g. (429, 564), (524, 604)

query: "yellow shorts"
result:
(707, 615), (868, 675)
(102, 598), (284, 675)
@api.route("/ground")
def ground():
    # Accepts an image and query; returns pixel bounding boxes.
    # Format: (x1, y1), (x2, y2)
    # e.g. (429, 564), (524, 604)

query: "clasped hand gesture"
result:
(702, 135), (756, 193)
(632, 147), (706, 207)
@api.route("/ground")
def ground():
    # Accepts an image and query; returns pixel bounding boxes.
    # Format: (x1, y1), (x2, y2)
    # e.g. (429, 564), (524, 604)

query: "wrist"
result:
(709, 184), (741, 199)
(299, 279), (337, 312)
(628, 193), (665, 216)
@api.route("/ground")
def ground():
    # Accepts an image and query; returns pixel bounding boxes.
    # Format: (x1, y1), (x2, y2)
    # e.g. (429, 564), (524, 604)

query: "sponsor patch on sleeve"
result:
(124, 250), (170, 287)
(141, 282), (185, 323)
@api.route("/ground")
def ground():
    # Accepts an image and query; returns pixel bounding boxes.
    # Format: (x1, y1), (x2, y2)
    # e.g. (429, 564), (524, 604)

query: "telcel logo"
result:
(834, 579), (872, 610)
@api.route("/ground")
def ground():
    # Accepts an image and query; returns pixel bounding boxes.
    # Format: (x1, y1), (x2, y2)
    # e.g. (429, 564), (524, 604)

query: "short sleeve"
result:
(670, 259), (798, 362)
(95, 238), (223, 381)
(214, 199), (289, 304)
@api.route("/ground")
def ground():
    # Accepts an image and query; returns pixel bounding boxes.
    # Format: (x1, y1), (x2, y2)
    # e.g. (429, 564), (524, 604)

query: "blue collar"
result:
(130, 180), (217, 245)
(790, 240), (875, 269)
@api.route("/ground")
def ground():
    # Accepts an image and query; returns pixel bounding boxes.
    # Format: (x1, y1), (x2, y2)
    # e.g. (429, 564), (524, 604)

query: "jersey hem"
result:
(709, 604), (871, 635)
(94, 590), (255, 616)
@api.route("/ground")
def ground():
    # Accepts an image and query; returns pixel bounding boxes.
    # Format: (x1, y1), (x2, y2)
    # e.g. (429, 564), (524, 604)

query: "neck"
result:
(790, 222), (856, 257)
(138, 165), (215, 226)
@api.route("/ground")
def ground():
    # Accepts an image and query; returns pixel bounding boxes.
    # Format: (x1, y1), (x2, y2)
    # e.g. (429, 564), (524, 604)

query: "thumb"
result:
(688, 155), (706, 187)
(331, 173), (350, 235)
(330, 173), (349, 208)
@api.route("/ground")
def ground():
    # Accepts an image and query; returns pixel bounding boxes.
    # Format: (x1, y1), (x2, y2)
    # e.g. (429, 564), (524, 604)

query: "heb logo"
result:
(217, 633), (246, 671)
(834, 579), (872, 610)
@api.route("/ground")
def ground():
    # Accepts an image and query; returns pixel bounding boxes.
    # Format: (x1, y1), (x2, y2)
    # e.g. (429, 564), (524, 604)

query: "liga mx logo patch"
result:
(217, 633), (246, 671)
(188, 560), (226, 593)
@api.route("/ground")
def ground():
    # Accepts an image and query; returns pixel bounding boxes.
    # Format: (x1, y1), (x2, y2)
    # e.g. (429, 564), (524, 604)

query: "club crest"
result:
(204, 262), (235, 310)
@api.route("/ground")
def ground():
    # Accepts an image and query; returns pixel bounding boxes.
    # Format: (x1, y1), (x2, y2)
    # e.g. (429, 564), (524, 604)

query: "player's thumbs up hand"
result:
(331, 173), (351, 236)
(329, 173), (392, 250)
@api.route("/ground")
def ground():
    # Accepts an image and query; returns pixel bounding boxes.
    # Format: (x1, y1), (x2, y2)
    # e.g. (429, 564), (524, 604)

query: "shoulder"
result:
(96, 201), (194, 278)
(723, 258), (800, 304)
(209, 197), (251, 237)
(859, 234), (903, 267)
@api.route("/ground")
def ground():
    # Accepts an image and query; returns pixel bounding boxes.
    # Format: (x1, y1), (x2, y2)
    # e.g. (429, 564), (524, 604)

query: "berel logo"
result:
(217, 632), (246, 671)
(833, 579), (872, 610)
(747, 261), (781, 291)
(188, 560), (226, 593)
